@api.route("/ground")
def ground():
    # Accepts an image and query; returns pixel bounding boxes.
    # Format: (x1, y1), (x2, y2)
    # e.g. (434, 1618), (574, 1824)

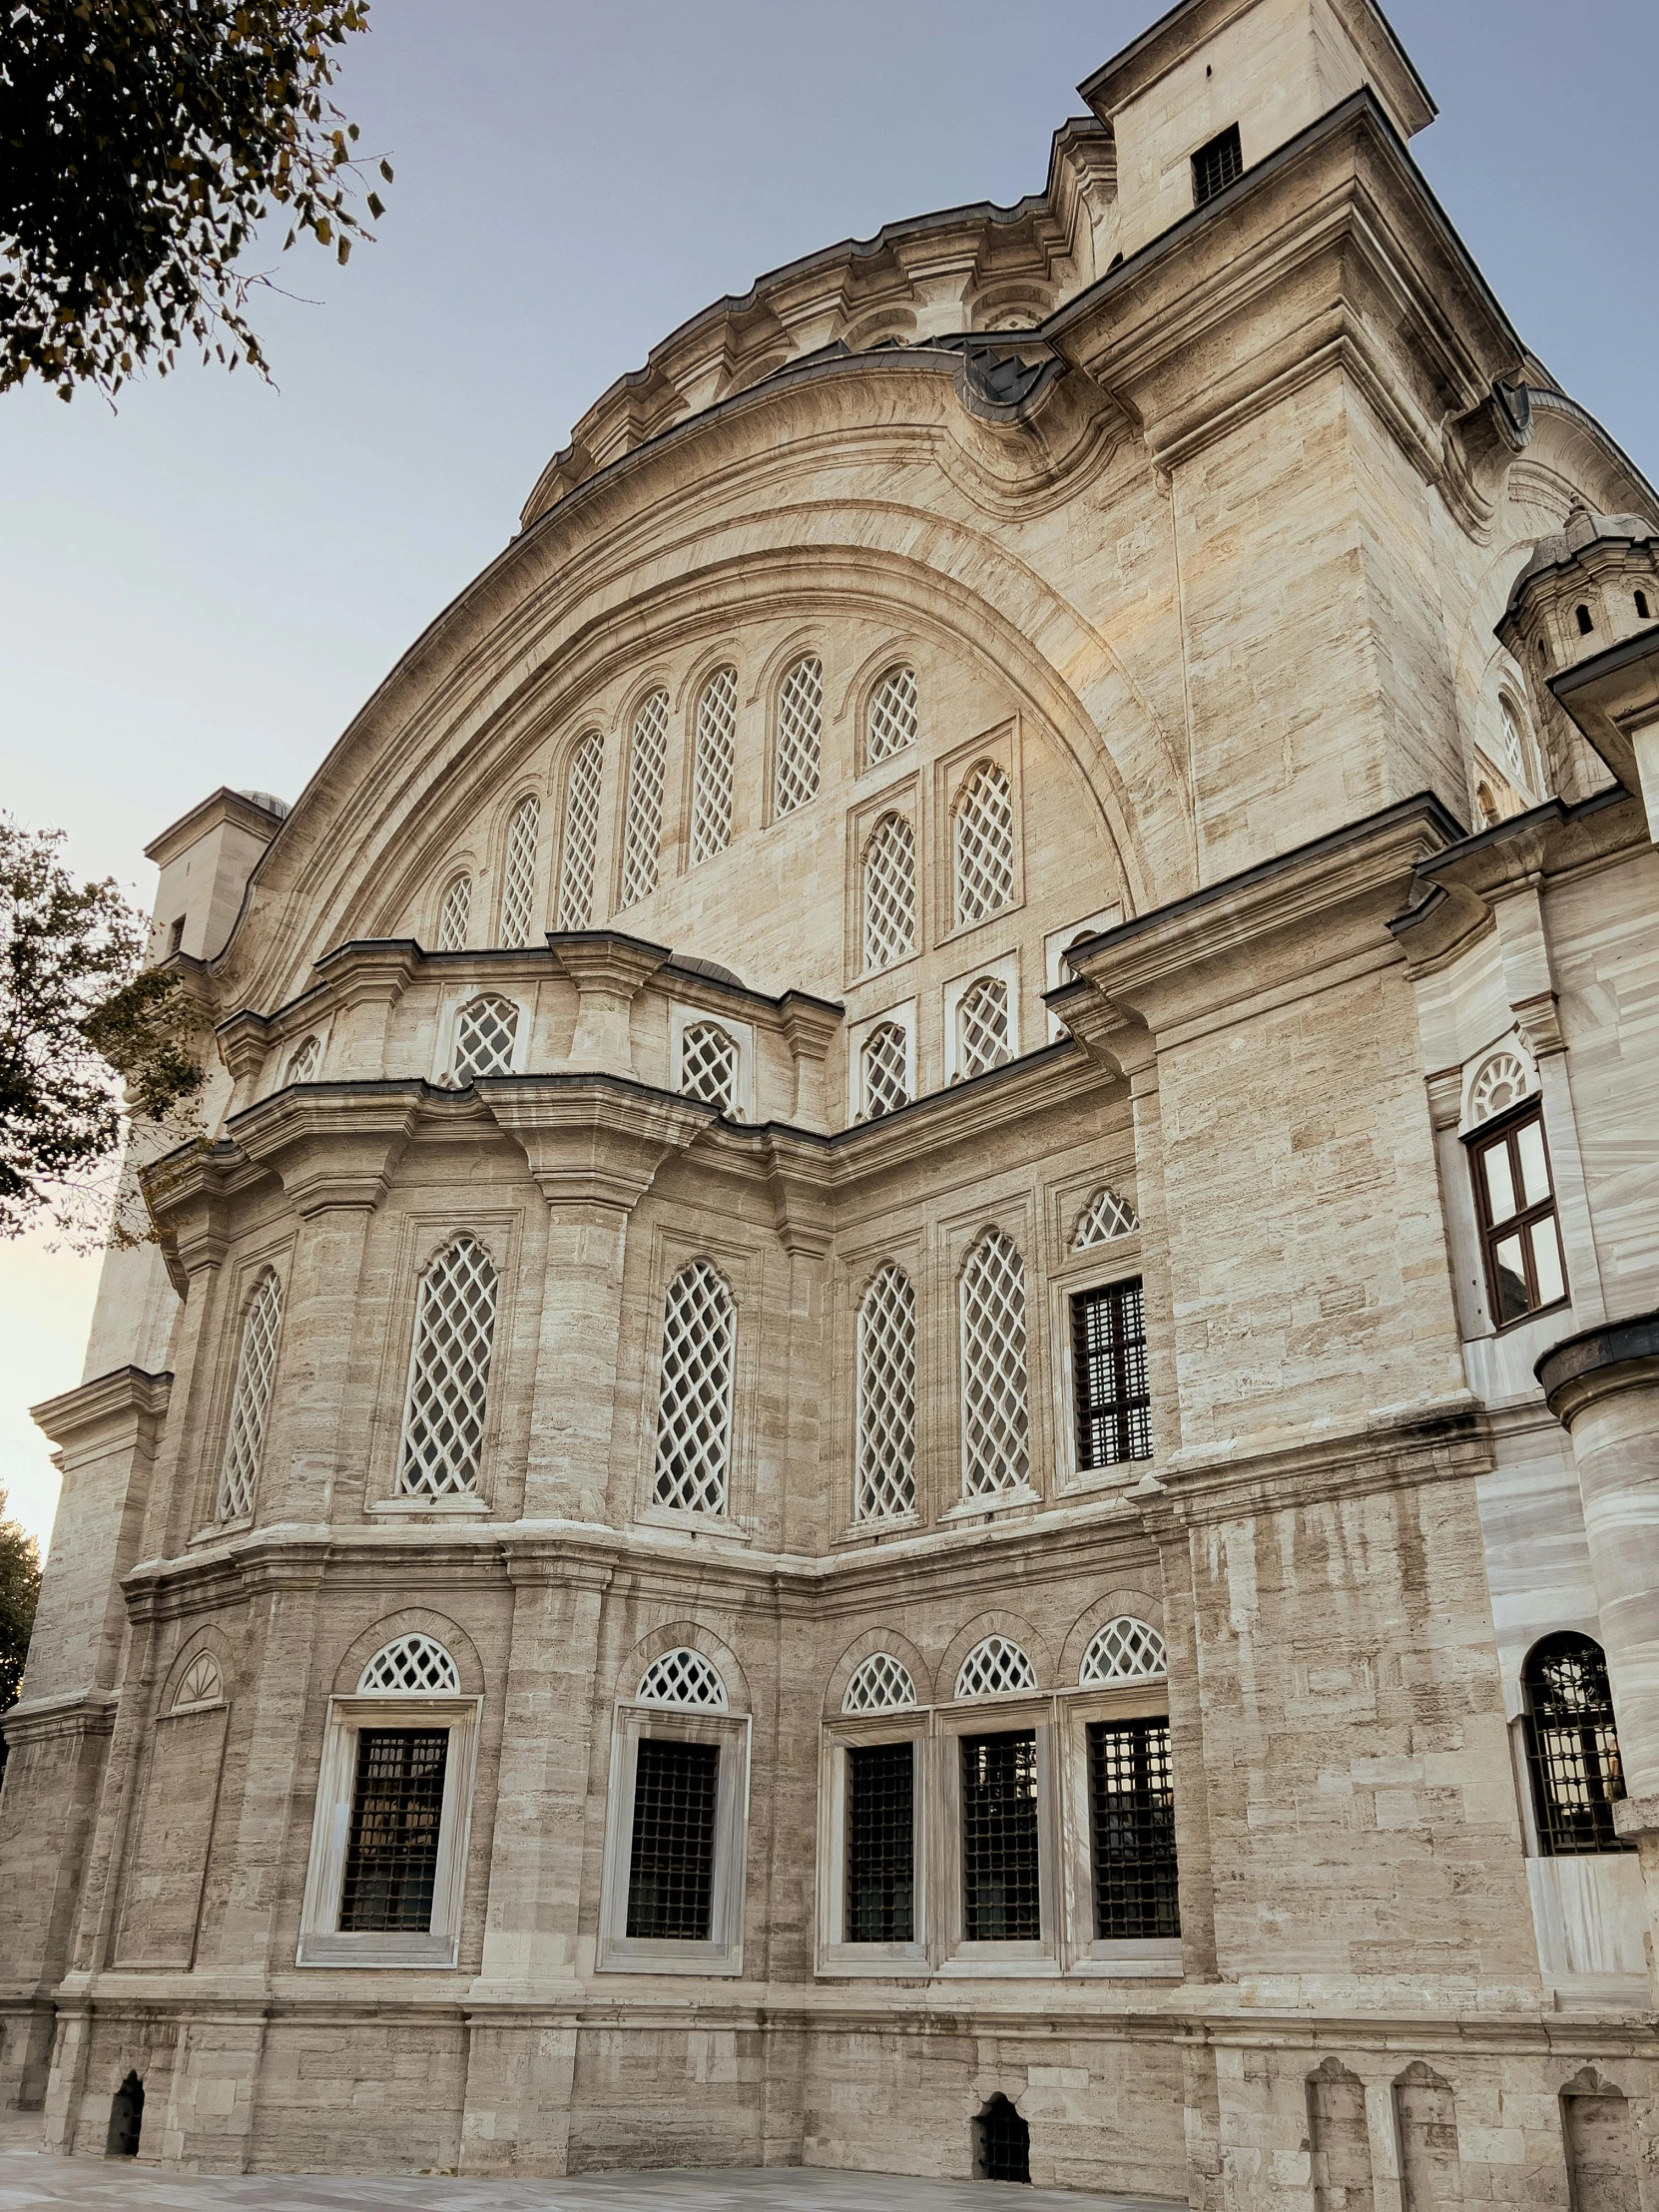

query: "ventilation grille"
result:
(653, 1260), (736, 1515)
(691, 667), (738, 864)
(959, 1232), (1029, 1496)
(358, 1633), (461, 1695)
(774, 656), (823, 817)
(499, 797), (539, 947)
(620, 691), (670, 906)
(861, 814), (916, 973)
(396, 1239), (498, 1496)
(842, 1651), (917, 1714)
(557, 733), (605, 930)
(953, 762), (1014, 925)
(855, 1264), (916, 1522)
(217, 1269), (282, 1521)
(866, 665), (918, 764)
(955, 1636), (1037, 1700)
(638, 1648), (728, 1708)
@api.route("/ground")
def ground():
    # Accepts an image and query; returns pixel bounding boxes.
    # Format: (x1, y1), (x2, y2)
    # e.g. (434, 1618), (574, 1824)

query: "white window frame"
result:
(943, 950), (1020, 1085)
(429, 989), (533, 1085)
(596, 1701), (752, 1976)
(934, 1698), (1059, 1977)
(1057, 1684), (1184, 1978)
(1048, 1249), (1152, 1494)
(669, 1000), (756, 1122)
(296, 1694), (480, 1968)
(817, 1720), (928, 1975)
(846, 999), (917, 1128)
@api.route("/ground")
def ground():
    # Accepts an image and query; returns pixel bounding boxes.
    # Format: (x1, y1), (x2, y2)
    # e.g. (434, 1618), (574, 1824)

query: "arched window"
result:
(690, 667), (738, 864)
(653, 1259), (736, 1515)
(1476, 780), (1501, 828)
(956, 974), (1011, 1079)
(637, 1649), (728, 1708)
(358, 1633), (461, 1694)
(451, 994), (519, 1082)
(1575, 604), (1595, 637)
(397, 1238), (498, 1496)
(620, 690), (671, 906)
(556, 731), (604, 929)
(172, 1653), (224, 1711)
(774, 655), (823, 817)
(861, 814), (916, 971)
(953, 761), (1014, 925)
(436, 872), (471, 952)
(955, 1636), (1037, 1699)
(958, 1231), (1028, 1497)
(859, 1021), (910, 1121)
(1071, 1186), (1138, 1249)
(499, 796), (539, 947)
(866, 664), (918, 764)
(855, 1264), (916, 1522)
(286, 1033), (321, 1084)
(1467, 1049), (1533, 1128)
(1497, 703), (1533, 797)
(1522, 1633), (1630, 1856)
(679, 1019), (739, 1114)
(1637, 589), (1652, 623)
(217, 1268), (283, 1520)
(842, 1652), (917, 1713)
(1079, 1618), (1166, 1684)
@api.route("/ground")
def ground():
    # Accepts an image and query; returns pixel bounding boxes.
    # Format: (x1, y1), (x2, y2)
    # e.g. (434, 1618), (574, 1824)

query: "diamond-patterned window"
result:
(959, 1230), (1029, 1498)
(451, 994), (519, 1083)
(499, 796), (539, 947)
(436, 873), (472, 952)
(621, 690), (671, 907)
(1079, 1618), (1167, 1685)
(842, 1652), (917, 1715)
(358, 1633), (462, 1695)
(690, 667), (738, 865)
(637, 1649), (729, 1709)
(172, 1654), (224, 1712)
(954, 1635), (1037, 1700)
(1498, 704), (1533, 794)
(860, 1022), (910, 1122)
(956, 975), (1010, 1080)
(396, 1238), (498, 1496)
(286, 1033), (321, 1084)
(653, 1259), (736, 1516)
(866, 665), (918, 765)
(557, 732), (605, 929)
(217, 1268), (282, 1521)
(774, 655), (823, 818)
(1071, 1187), (1138, 1249)
(1468, 1050), (1533, 1128)
(855, 1264), (916, 1523)
(680, 1020), (740, 1116)
(953, 762), (1014, 926)
(861, 814), (916, 972)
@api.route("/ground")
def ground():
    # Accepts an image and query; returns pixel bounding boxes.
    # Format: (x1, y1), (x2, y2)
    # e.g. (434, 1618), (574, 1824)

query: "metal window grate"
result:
(955, 1636), (1037, 1700)
(842, 1652), (917, 1713)
(690, 668), (738, 864)
(1070, 1186), (1138, 1249)
(861, 813), (916, 972)
(1523, 1633), (1631, 1855)
(866, 664), (918, 765)
(217, 1269), (282, 1520)
(436, 873), (471, 952)
(625, 1737), (719, 1939)
(499, 797), (540, 947)
(952, 761), (1014, 925)
(855, 1264), (916, 1521)
(1088, 1717), (1180, 1939)
(621, 691), (671, 906)
(975, 2096), (1030, 2185)
(286, 1033), (321, 1084)
(846, 1741), (914, 1942)
(1192, 123), (1243, 207)
(638, 1649), (728, 1708)
(955, 975), (1010, 1079)
(396, 1238), (498, 1496)
(653, 1260), (736, 1515)
(774, 655), (823, 817)
(452, 994), (519, 1082)
(680, 1019), (740, 1114)
(557, 732), (605, 929)
(339, 1728), (449, 1934)
(358, 1633), (460, 1695)
(959, 1231), (1029, 1497)
(961, 1729), (1040, 1940)
(860, 1022), (910, 1121)
(1073, 1278), (1152, 1468)
(1078, 1617), (1165, 1686)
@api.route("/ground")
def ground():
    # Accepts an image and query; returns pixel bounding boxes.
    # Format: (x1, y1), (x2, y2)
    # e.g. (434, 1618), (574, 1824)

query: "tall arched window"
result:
(217, 1268), (283, 1520)
(620, 690), (671, 906)
(860, 1021), (910, 1121)
(653, 1259), (736, 1515)
(556, 732), (604, 929)
(1522, 1633), (1631, 1856)
(953, 762), (1014, 925)
(498, 796), (539, 947)
(1497, 703), (1534, 799)
(866, 665), (918, 764)
(958, 1230), (1028, 1497)
(774, 655), (823, 817)
(690, 667), (738, 864)
(956, 975), (1010, 1079)
(861, 814), (916, 972)
(397, 1238), (499, 1496)
(451, 994), (519, 1082)
(436, 873), (471, 952)
(855, 1263), (916, 1522)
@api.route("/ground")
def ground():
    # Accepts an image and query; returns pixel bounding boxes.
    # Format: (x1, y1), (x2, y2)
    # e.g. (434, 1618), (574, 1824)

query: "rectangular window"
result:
(1192, 123), (1243, 207)
(845, 1741), (914, 1942)
(1073, 1279), (1152, 1468)
(1088, 1718), (1180, 1939)
(961, 1729), (1040, 1940)
(1468, 1104), (1568, 1327)
(338, 1728), (449, 1934)
(625, 1737), (720, 1940)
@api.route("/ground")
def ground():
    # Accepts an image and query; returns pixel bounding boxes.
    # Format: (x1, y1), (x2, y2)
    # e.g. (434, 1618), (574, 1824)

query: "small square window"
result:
(1192, 124), (1243, 208)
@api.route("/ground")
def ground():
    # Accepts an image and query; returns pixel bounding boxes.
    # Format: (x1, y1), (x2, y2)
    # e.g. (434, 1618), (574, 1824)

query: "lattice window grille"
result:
(358, 1633), (461, 1695)
(1079, 1618), (1167, 1685)
(774, 656), (823, 818)
(953, 762), (1014, 925)
(217, 1268), (282, 1520)
(173, 1654), (224, 1711)
(690, 667), (738, 864)
(959, 1231), (1029, 1497)
(855, 1264), (916, 1522)
(866, 665), (918, 764)
(396, 1238), (498, 1496)
(653, 1260), (737, 1515)
(620, 691), (671, 906)
(499, 797), (540, 947)
(451, 994), (519, 1083)
(842, 1652), (917, 1714)
(437, 873), (472, 952)
(956, 976), (1011, 1080)
(286, 1033), (321, 1084)
(1071, 1187), (1139, 1250)
(1469, 1051), (1533, 1128)
(860, 1022), (911, 1122)
(861, 814), (916, 972)
(680, 1021), (740, 1115)
(1498, 705), (1531, 792)
(955, 1636), (1037, 1700)
(637, 1648), (729, 1709)
(557, 733), (605, 929)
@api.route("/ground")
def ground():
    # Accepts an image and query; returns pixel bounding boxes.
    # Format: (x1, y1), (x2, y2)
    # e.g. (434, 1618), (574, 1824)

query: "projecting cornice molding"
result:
(480, 1080), (711, 1212)
(226, 1085), (426, 1216)
(30, 1366), (174, 1461)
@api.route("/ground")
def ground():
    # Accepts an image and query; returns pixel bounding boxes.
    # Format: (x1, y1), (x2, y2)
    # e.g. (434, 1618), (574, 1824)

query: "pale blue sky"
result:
(2, 0), (1656, 1544)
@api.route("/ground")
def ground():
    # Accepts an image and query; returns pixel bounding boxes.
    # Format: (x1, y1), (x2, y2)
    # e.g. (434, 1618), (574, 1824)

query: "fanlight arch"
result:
(637, 1648), (728, 1708)
(1079, 1617), (1166, 1684)
(955, 1636), (1037, 1700)
(358, 1633), (461, 1694)
(842, 1652), (917, 1713)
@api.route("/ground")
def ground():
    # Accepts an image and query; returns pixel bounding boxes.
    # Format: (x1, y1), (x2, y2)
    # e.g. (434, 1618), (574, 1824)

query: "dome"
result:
(1504, 506), (1659, 613)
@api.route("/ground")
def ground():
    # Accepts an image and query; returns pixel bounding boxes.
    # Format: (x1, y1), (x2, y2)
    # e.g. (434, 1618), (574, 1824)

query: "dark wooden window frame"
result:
(1464, 1098), (1568, 1331)
(1072, 1276), (1152, 1470)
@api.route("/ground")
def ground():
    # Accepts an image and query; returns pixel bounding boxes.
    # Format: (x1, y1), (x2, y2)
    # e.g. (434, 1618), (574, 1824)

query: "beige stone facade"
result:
(6, 0), (1659, 2198)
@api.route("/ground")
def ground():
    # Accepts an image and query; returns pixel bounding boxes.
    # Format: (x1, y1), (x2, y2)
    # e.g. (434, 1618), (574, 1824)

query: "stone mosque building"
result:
(6, 0), (1659, 2196)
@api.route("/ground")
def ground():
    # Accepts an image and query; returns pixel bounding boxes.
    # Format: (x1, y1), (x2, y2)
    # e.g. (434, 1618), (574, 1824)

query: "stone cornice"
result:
(480, 1079), (711, 1210)
(225, 1084), (426, 1215)
(30, 1366), (173, 1459)
(0, 1687), (119, 1748)
(139, 1141), (268, 1287)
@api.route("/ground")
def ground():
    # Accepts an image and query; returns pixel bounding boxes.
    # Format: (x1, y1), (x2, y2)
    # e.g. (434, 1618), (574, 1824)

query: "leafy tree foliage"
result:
(0, 1502), (42, 1774)
(0, 0), (389, 400)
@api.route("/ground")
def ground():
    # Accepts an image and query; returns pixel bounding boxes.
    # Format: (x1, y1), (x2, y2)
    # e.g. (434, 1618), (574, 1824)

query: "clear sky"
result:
(2, 0), (1655, 1549)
